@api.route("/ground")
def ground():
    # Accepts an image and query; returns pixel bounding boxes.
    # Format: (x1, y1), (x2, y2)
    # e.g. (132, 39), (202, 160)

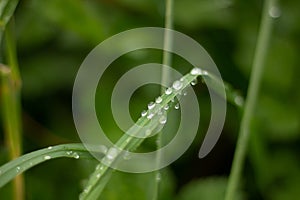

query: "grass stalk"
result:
(0, 20), (24, 200)
(224, 0), (277, 199)
(154, 0), (174, 199)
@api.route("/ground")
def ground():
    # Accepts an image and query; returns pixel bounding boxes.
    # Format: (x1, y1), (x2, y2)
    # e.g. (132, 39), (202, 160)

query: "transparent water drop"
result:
(172, 80), (183, 91)
(157, 109), (163, 116)
(123, 152), (131, 160)
(234, 96), (244, 106)
(156, 173), (161, 182)
(147, 112), (154, 119)
(73, 153), (80, 159)
(96, 173), (101, 178)
(47, 146), (53, 150)
(16, 166), (21, 173)
(163, 104), (169, 111)
(190, 67), (203, 75)
(96, 165), (104, 171)
(66, 151), (73, 155)
(174, 103), (180, 110)
(159, 115), (167, 125)
(165, 88), (172, 95)
(203, 70), (209, 75)
(141, 110), (147, 117)
(155, 96), (163, 104)
(44, 155), (51, 160)
(183, 91), (187, 96)
(269, 6), (281, 18)
(84, 185), (91, 194)
(148, 102), (156, 110)
(106, 147), (118, 160)
(145, 129), (152, 136)
(100, 145), (108, 154)
(191, 79), (198, 86)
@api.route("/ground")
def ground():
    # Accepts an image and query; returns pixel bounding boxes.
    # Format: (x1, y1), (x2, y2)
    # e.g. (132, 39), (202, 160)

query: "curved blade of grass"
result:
(0, 0), (19, 44)
(80, 69), (244, 200)
(0, 143), (105, 188)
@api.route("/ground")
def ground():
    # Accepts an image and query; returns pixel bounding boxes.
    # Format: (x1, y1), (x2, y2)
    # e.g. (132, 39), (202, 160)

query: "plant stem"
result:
(160, 0), (174, 89)
(154, 0), (174, 199)
(0, 20), (24, 200)
(224, 0), (277, 199)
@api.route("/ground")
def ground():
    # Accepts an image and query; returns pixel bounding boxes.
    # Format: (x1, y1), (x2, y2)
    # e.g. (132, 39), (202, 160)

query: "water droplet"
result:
(106, 147), (118, 160)
(16, 166), (21, 173)
(163, 104), (169, 111)
(145, 129), (152, 136)
(156, 173), (161, 182)
(155, 96), (163, 104)
(159, 115), (167, 124)
(73, 153), (80, 159)
(147, 112), (154, 119)
(148, 102), (156, 110)
(44, 155), (51, 160)
(203, 70), (209, 75)
(183, 91), (187, 96)
(172, 80), (183, 91)
(269, 6), (281, 18)
(190, 67), (203, 75)
(47, 146), (53, 150)
(100, 146), (108, 154)
(234, 96), (244, 106)
(191, 79), (198, 86)
(123, 152), (131, 160)
(157, 109), (163, 115)
(165, 88), (172, 95)
(141, 110), (147, 117)
(66, 151), (73, 155)
(96, 173), (101, 178)
(174, 103), (180, 110)
(84, 185), (91, 193)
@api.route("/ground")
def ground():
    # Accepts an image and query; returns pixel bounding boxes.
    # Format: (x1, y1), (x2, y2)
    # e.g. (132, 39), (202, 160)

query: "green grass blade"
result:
(224, 0), (277, 199)
(80, 68), (243, 200)
(155, 0), (175, 199)
(0, 143), (104, 188)
(0, 0), (19, 44)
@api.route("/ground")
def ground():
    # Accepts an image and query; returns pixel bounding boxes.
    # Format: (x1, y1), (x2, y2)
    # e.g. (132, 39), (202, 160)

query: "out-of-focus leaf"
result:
(29, 0), (105, 44)
(176, 177), (243, 200)
(256, 95), (299, 141)
(99, 169), (175, 200)
(263, 38), (297, 92)
(174, 0), (234, 29)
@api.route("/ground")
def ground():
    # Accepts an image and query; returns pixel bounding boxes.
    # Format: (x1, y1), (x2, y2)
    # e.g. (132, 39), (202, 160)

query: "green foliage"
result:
(0, 144), (99, 188)
(177, 177), (242, 200)
(1, 0), (300, 199)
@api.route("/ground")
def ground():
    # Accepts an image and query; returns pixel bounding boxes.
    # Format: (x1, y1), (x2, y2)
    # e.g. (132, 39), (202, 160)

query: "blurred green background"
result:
(0, 0), (300, 199)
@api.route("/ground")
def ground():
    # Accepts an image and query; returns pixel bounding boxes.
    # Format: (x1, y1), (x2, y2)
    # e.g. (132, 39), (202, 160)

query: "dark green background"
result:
(0, 0), (299, 199)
